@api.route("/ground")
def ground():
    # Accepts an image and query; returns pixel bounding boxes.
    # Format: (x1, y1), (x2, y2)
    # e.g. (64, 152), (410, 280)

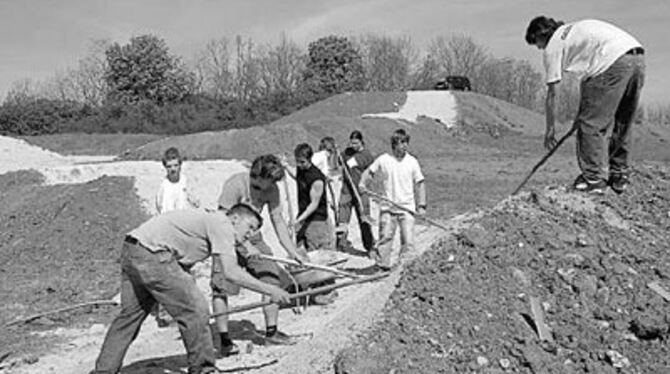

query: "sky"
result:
(0, 0), (668, 104)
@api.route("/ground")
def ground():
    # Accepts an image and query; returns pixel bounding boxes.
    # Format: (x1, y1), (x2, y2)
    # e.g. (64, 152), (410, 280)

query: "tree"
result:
(104, 35), (194, 105)
(424, 35), (489, 89)
(257, 33), (305, 97)
(193, 37), (234, 99)
(302, 35), (365, 96)
(357, 34), (417, 91)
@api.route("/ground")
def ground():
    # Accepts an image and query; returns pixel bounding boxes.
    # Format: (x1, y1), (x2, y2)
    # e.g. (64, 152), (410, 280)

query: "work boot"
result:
(264, 330), (299, 346)
(608, 174), (630, 194)
(215, 342), (240, 359)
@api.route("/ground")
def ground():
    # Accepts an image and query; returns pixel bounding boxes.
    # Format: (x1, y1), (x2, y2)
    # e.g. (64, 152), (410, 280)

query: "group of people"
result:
(91, 127), (426, 374)
(90, 14), (646, 373)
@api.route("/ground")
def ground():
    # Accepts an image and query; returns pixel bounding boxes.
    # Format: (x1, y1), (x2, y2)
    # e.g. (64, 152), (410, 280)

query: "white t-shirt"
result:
(312, 150), (333, 178)
(368, 153), (424, 211)
(156, 175), (191, 214)
(543, 19), (642, 83)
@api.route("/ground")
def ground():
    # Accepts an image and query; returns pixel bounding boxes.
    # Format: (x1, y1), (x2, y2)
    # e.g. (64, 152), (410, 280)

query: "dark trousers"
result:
(576, 53), (645, 182)
(92, 241), (215, 374)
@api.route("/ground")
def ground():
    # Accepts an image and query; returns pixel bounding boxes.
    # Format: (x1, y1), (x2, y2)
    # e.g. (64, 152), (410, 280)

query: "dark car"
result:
(434, 76), (471, 91)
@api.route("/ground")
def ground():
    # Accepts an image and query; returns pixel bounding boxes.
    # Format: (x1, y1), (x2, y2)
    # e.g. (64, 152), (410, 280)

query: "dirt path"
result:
(6, 210), (478, 374)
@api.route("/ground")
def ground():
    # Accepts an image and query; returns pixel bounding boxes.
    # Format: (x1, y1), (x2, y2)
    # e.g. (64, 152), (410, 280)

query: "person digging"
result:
(526, 16), (645, 194)
(90, 203), (290, 374)
(213, 154), (309, 357)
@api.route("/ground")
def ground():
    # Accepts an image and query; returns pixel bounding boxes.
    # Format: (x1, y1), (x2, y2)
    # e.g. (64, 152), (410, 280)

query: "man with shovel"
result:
(359, 129), (426, 272)
(213, 154), (308, 357)
(91, 204), (290, 374)
(526, 16), (645, 194)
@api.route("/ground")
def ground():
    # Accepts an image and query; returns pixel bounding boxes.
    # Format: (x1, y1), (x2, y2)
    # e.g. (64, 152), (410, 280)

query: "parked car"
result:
(434, 76), (471, 91)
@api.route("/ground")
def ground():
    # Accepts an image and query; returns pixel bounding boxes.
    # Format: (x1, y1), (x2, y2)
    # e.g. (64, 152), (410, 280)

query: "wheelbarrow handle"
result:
(258, 254), (360, 279)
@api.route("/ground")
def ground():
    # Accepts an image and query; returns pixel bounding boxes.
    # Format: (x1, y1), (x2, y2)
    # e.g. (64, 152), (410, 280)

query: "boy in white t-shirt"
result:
(156, 147), (199, 214)
(153, 147), (199, 327)
(525, 16), (645, 194)
(359, 129), (426, 271)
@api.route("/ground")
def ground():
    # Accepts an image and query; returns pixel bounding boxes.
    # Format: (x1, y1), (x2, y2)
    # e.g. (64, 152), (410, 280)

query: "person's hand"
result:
(269, 288), (291, 304)
(358, 184), (368, 194)
(544, 127), (557, 150)
(416, 206), (426, 217)
(210, 270), (227, 291)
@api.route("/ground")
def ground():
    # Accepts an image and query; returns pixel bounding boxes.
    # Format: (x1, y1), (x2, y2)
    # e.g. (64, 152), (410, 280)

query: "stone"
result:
(477, 356), (489, 366)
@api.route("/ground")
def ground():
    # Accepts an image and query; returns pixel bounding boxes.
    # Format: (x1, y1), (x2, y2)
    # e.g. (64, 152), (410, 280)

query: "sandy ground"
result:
(362, 90), (457, 128)
(0, 134), (457, 373)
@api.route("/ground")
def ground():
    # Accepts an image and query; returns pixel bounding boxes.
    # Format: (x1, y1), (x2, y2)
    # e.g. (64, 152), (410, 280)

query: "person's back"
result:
(543, 19), (642, 82)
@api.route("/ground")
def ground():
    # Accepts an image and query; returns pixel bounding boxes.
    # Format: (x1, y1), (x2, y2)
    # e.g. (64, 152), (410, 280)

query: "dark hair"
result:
(162, 147), (182, 166)
(349, 130), (364, 143)
(249, 154), (285, 182)
(226, 203), (263, 229)
(391, 129), (410, 147)
(318, 137), (336, 152)
(294, 143), (314, 160)
(525, 16), (564, 45)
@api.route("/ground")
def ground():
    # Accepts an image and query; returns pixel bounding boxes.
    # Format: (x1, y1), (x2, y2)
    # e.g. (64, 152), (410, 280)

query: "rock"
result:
(22, 355), (38, 365)
(572, 273), (598, 298)
(630, 313), (669, 340)
(606, 350), (630, 368)
(458, 225), (494, 248)
(499, 358), (511, 369)
(512, 268), (531, 288)
(476, 356), (489, 366)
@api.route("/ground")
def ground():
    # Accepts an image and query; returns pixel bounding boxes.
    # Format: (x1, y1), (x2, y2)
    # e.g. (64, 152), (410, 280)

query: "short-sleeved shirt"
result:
(129, 209), (235, 268)
(368, 153), (424, 211)
(156, 175), (190, 214)
(217, 171), (280, 214)
(543, 19), (642, 83)
(297, 164), (328, 222)
(342, 147), (374, 186)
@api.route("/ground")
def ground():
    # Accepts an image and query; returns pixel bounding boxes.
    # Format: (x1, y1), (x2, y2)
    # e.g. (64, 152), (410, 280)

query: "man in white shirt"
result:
(359, 129), (426, 271)
(526, 16), (645, 194)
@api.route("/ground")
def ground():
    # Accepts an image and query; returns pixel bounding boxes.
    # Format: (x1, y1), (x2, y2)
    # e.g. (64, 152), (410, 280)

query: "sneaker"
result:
(215, 343), (240, 359)
(573, 175), (606, 194)
(264, 330), (299, 346)
(608, 174), (629, 194)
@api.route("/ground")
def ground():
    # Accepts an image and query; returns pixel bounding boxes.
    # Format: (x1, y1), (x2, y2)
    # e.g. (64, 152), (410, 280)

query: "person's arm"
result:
(415, 180), (427, 216)
(268, 198), (307, 262)
(155, 182), (165, 214)
(211, 253), (289, 303)
(544, 82), (559, 150)
(358, 160), (377, 192)
(295, 180), (324, 225)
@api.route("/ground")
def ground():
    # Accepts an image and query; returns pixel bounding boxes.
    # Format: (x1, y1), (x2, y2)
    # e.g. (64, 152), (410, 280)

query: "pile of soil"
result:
(336, 163), (670, 373)
(0, 171), (148, 353)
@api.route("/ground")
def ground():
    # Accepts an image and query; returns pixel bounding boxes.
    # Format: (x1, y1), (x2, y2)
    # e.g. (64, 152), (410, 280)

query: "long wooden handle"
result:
(258, 254), (360, 279)
(362, 190), (451, 232)
(512, 126), (577, 196)
(210, 272), (388, 318)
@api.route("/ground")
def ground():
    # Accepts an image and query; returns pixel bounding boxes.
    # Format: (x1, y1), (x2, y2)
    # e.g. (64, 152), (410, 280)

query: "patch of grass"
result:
(20, 133), (165, 156)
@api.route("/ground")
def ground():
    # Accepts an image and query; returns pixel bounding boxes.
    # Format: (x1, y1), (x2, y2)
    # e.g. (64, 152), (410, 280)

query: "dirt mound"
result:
(121, 91), (546, 162)
(0, 135), (69, 173)
(0, 171), (148, 354)
(336, 163), (670, 373)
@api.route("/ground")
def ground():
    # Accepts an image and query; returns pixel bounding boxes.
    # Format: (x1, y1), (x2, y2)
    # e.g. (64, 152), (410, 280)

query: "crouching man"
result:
(91, 204), (290, 374)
